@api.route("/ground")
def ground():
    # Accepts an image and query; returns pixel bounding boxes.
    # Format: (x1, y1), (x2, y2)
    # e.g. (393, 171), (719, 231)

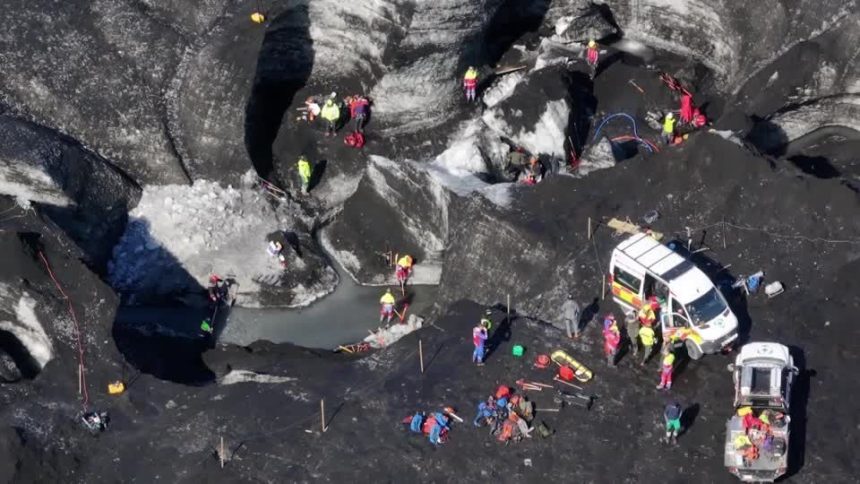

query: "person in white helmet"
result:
(662, 112), (676, 145)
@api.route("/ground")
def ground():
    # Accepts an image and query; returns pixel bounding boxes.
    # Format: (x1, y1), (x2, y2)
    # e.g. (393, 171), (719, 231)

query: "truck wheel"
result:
(686, 340), (703, 360)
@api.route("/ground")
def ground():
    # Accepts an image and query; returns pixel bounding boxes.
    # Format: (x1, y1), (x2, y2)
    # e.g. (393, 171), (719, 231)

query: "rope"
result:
(38, 251), (89, 411)
(592, 113), (644, 143)
(609, 135), (659, 153)
(678, 220), (860, 246)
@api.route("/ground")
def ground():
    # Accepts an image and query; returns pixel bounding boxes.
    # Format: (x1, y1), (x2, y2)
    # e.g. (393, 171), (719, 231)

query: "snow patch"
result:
(483, 99), (569, 158)
(108, 180), (298, 306)
(0, 162), (70, 206)
(0, 288), (54, 368)
(220, 370), (297, 385)
(483, 71), (526, 108)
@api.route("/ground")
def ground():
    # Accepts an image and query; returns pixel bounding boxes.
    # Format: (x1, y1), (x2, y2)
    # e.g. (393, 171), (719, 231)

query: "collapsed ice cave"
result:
(0, 0), (858, 481)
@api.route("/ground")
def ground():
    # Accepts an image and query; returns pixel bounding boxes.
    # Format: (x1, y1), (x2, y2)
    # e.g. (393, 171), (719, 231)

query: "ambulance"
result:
(608, 233), (738, 359)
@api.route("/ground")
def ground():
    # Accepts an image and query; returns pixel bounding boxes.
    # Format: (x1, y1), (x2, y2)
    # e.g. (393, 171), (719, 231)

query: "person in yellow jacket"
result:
(320, 96), (341, 137)
(661, 112), (676, 145)
(379, 288), (397, 324)
(638, 324), (656, 366)
(395, 254), (413, 288)
(463, 66), (478, 103)
(297, 155), (312, 194)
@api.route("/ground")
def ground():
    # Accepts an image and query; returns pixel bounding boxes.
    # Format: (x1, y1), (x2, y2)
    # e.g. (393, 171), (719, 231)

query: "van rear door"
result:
(611, 263), (643, 309)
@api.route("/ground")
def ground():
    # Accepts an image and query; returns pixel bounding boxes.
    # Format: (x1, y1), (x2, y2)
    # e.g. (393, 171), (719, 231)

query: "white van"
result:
(608, 233), (738, 359)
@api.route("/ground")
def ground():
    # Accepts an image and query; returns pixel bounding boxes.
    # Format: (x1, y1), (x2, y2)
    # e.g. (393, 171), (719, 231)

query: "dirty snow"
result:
(0, 287), (54, 368)
(0, 162), (70, 207)
(483, 99), (569, 158)
(108, 180), (302, 306)
(220, 370), (297, 385)
(483, 71), (526, 108)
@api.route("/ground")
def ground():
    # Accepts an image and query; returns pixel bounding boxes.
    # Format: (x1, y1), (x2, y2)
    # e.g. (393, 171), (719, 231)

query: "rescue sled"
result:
(550, 350), (593, 383)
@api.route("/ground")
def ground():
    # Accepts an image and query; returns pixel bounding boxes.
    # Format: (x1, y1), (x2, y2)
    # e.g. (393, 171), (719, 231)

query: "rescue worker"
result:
(560, 294), (581, 339)
(661, 112), (676, 145)
(472, 319), (489, 365)
(664, 401), (683, 444)
(679, 92), (693, 124)
(320, 96), (341, 137)
(505, 146), (529, 179)
(473, 396), (497, 427)
(625, 310), (640, 357)
(638, 301), (656, 327)
(657, 351), (675, 390)
(463, 66), (478, 103)
(691, 108), (707, 128)
(507, 407), (532, 439)
(638, 324), (656, 366)
(428, 411), (449, 445)
(586, 39), (599, 79)
(602, 316), (621, 367)
(297, 155), (312, 194)
(395, 254), (413, 288)
(301, 96), (321, 122)
(349, 95), (370, 132)
(267, 240), (287, 268)
(379, 288), (396, 325)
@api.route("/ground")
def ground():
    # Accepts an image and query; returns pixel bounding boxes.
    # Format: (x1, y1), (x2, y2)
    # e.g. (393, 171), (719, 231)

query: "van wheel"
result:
(686, 340), (703, 360)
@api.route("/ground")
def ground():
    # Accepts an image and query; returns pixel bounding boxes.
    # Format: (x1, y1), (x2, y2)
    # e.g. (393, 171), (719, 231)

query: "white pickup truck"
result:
(724, 342), (798, 482)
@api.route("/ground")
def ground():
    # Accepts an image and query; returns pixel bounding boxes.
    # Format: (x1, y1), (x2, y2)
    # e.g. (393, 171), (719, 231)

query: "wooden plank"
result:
(606, 217), (663, 241)
(494, 65), (527, 75)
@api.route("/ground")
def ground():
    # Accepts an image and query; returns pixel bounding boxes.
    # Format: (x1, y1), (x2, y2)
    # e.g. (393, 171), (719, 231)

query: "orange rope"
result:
(38, 251), (89, 411)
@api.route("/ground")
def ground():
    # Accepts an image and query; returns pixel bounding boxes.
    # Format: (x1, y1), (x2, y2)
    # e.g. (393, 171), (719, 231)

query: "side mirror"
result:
(726, 364), (735, 372)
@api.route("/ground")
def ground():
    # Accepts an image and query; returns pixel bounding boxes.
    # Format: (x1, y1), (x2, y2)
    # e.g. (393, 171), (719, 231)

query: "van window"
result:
(613, 266), (642, 293)
(686, 287), (728, 325)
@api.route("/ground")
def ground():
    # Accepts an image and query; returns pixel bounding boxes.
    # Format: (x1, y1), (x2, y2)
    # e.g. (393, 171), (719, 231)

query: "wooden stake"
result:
(78, 364), (82, 395)
(320, 399), (327, 432)
(722, 218), (727, 249)
(601, 276), (606, 300)
(587, 217), (592, 240)
(220, 436), (225, 468)
(507, 294), (511, 321)
(419, 339), (424, 374)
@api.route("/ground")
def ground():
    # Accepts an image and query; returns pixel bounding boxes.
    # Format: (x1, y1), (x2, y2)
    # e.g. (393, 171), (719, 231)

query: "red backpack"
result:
(344, 131), (365, 148)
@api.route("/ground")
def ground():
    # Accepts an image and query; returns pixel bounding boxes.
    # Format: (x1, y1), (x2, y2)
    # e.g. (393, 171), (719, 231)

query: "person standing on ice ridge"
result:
(472, 319), (489, 365)
(296, 155), (312, 194)
(395, 254), (413, 291)
(379, 288), (396, 325)
(661, 112), (676, 145)
(349, 95), (370, 133)
(657, 352), (675, 389)
(320, 95), (340, 136)
(463, 66), (478, 103)
(586, 39), (599, 79)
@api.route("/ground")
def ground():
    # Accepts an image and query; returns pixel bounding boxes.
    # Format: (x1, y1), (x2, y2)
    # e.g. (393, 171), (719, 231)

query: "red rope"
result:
(38, 251), (89, 411)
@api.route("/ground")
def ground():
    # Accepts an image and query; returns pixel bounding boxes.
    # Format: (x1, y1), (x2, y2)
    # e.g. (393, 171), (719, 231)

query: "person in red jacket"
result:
(680, 92), (693, 124)
(463, 66), (478, 103)
(349, 95), (370, 133)
(602, 315), (621, 367)
(586, 40), (599, 79)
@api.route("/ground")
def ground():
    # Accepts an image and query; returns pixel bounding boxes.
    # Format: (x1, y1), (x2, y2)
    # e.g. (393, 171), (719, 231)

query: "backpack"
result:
(344, 131), (365, 149)
(537, 421), (552, 439)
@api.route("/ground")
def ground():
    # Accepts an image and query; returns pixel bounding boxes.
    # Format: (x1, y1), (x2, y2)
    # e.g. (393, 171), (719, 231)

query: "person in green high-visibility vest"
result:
(297, 155), (312, 194)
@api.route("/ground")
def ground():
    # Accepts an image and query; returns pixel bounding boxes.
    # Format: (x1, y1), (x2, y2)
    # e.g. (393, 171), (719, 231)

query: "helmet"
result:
(666, 112), (674, 119)
(299, 155), (307, 161)
(588, 39), (596, 48)
(469, 66), (475, 71)
(325, 99), (334, 106)
(250, 12), (266, 23)
(385, 288), (392, 293)
(329, 91), (337, 99)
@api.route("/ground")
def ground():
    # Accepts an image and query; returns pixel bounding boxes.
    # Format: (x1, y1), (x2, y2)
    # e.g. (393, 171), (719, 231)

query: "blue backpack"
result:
(409, 413), (424, 433)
